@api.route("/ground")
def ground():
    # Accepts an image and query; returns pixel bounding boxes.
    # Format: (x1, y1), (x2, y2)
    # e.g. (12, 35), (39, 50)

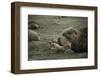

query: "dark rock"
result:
(28, 21), (40, 29)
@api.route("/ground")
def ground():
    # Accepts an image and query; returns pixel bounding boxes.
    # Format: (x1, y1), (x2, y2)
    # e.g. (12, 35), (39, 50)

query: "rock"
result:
(50, 42), (65, 54)
(28, 30), (40, 41)
(28, 21), (40, 29)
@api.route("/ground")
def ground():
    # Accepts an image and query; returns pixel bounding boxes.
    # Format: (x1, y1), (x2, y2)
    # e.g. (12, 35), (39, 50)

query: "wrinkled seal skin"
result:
(62, 27), (88, 53)
(71, 27), (88, 53)
(62, 27), (81, 42)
